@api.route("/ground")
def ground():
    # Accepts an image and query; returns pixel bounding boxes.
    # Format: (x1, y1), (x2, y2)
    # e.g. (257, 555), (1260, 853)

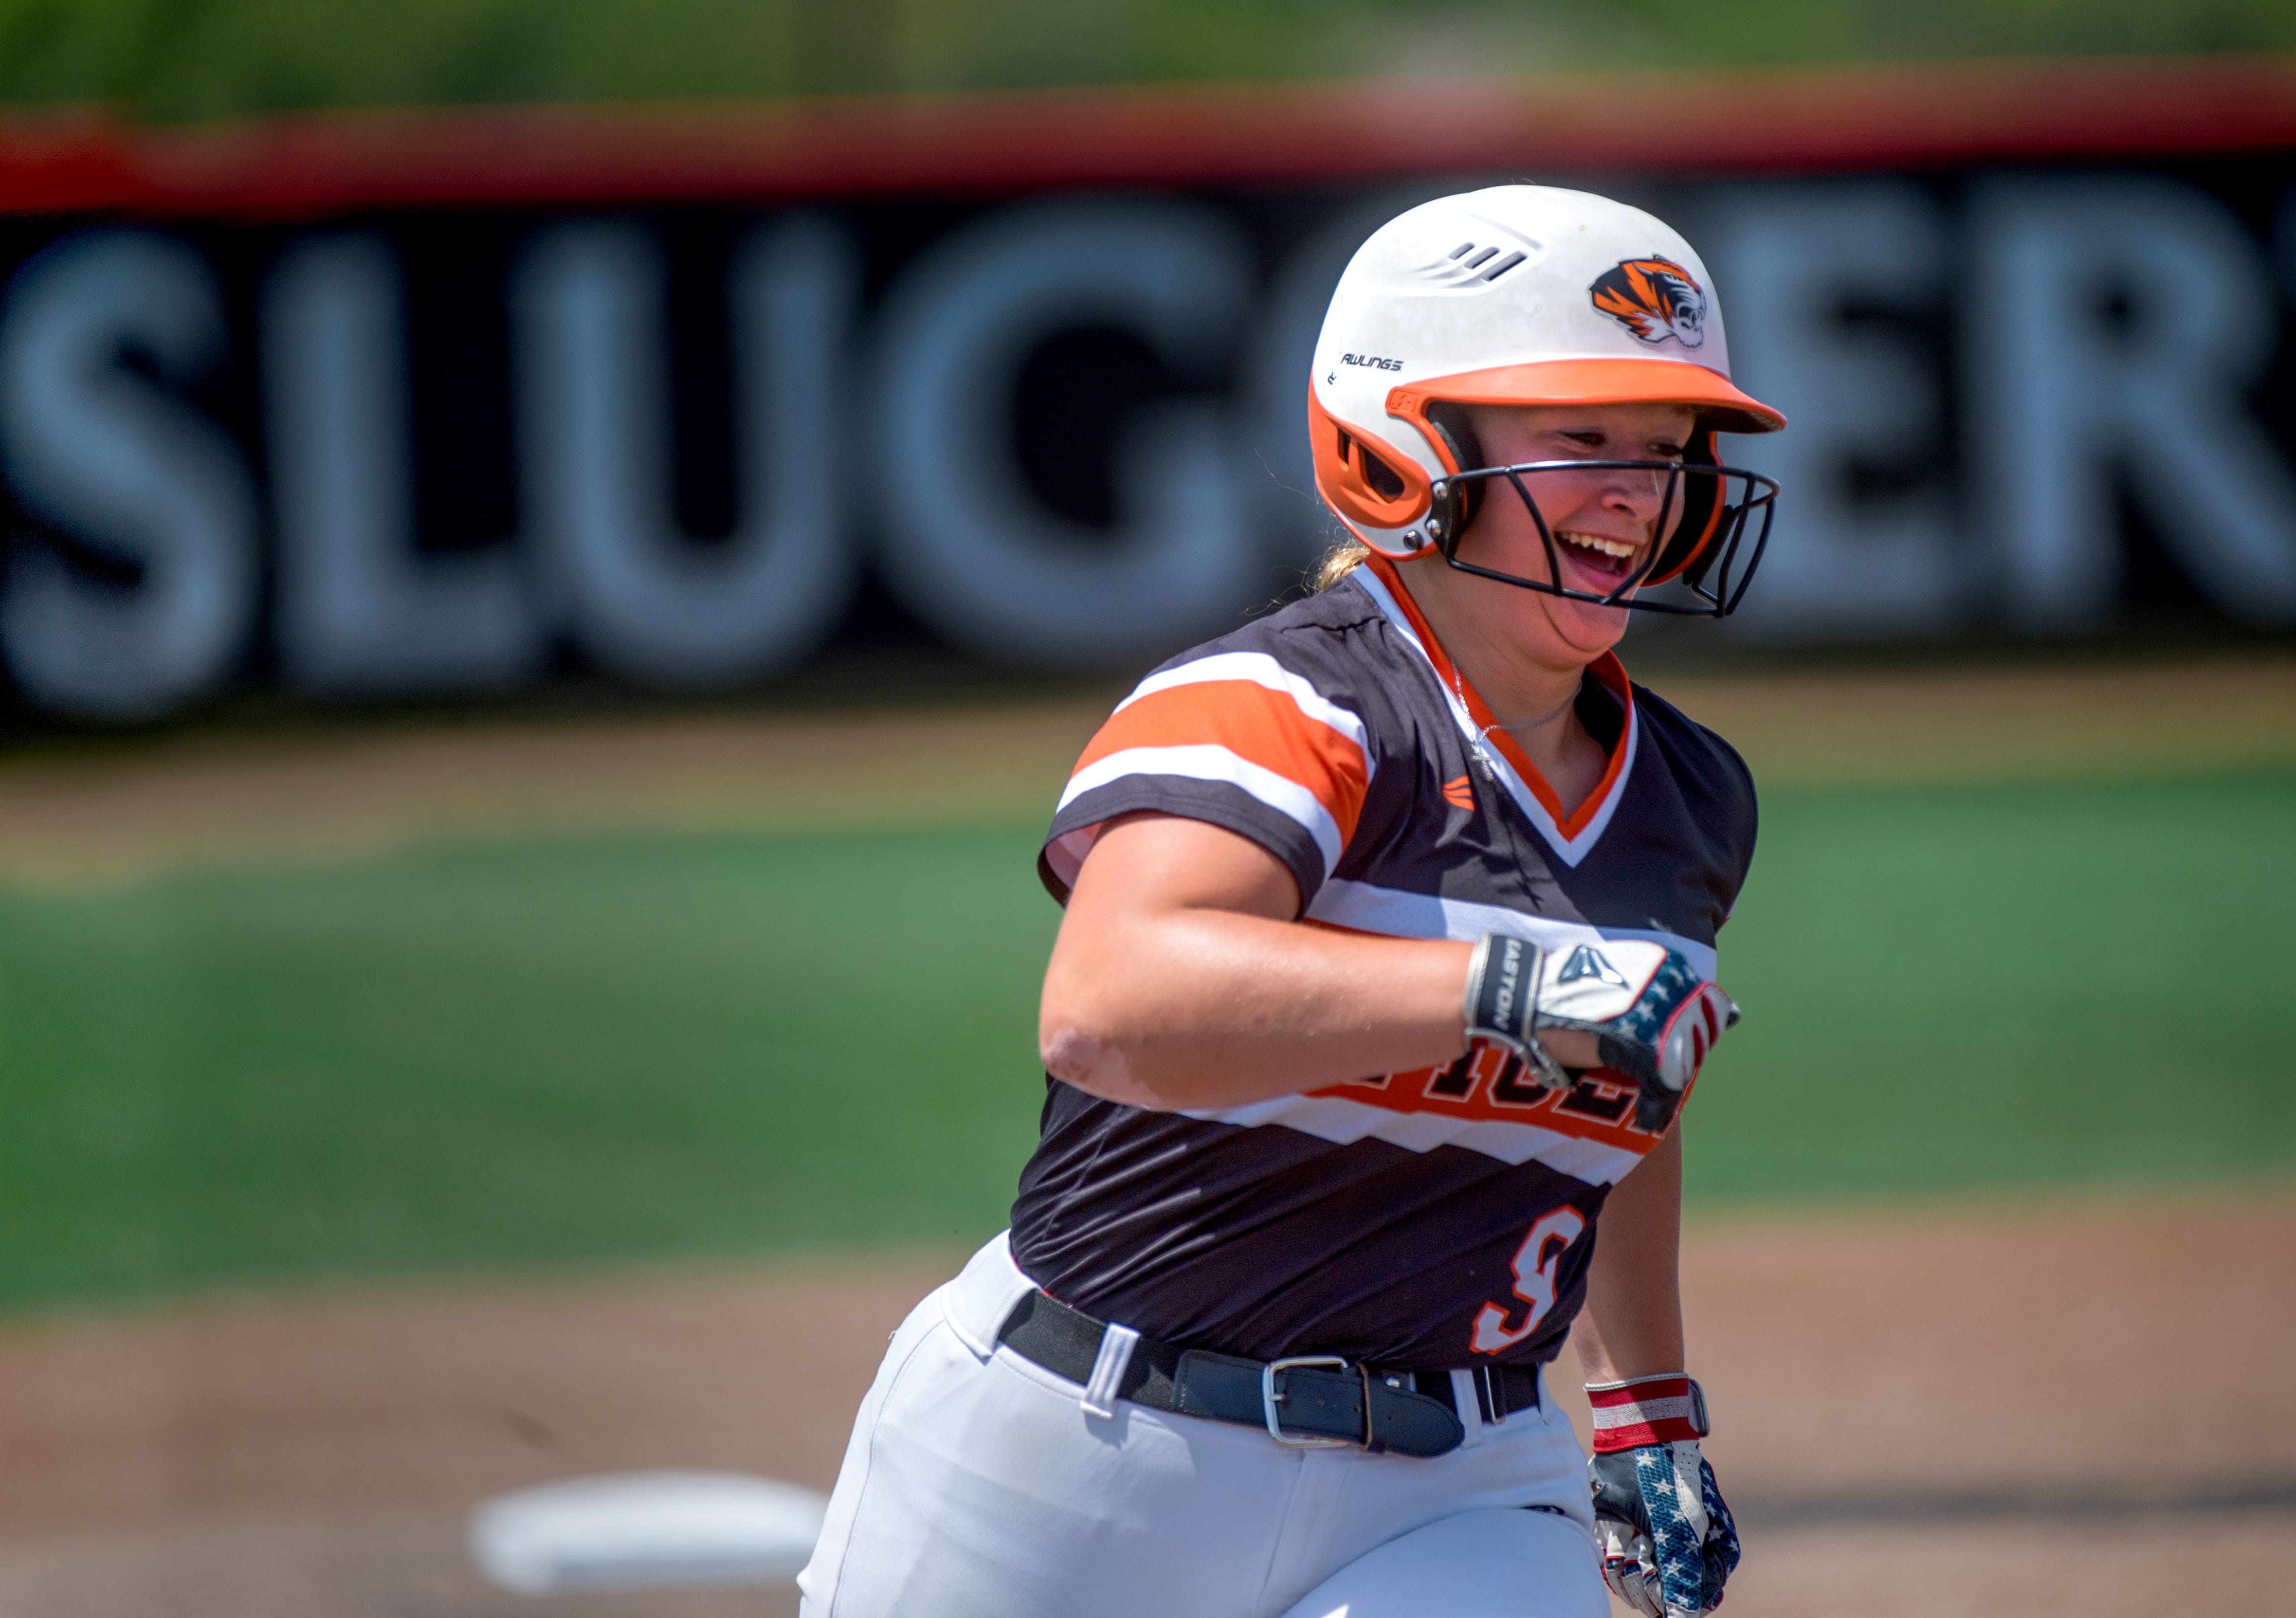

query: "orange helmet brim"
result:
(1389, 358), (1785, 436)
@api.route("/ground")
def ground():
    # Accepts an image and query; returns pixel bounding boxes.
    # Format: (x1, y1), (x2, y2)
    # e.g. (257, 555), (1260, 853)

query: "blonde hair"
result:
(1308, 535), (1372, 594)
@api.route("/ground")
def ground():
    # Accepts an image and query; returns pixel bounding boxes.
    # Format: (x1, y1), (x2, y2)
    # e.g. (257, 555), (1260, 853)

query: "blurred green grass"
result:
(0, 766), (2290, 1311)
(2, 0), (2292, 124)
(0, 825), (1059, 1310)
(1687, 765), (2296, 1199)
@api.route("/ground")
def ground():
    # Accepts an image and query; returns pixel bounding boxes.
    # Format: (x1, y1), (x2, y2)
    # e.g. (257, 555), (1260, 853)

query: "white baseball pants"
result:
(798, 1233), (1607, 1618)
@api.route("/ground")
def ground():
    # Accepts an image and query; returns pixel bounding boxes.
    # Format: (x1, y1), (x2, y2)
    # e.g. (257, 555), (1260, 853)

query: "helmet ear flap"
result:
(1308, 388), (1434, 536)
(1647, 426), (1726, 585)
(1422, 401), (1486, 554)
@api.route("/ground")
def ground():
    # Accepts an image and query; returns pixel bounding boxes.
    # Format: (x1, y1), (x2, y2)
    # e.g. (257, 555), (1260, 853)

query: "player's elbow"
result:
(1038, 987), (1178, 1111)
(1042, 1010), (1175, 1110)
(1039, 901), (1207, 1109)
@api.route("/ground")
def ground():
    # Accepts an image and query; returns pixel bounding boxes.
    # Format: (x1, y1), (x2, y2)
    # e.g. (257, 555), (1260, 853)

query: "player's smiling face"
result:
(1447, 400), (1697, 659)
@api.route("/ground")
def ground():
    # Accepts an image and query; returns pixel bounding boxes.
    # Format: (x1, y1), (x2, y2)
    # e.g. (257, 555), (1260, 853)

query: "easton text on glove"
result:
(1463, 933), (1739, 1133)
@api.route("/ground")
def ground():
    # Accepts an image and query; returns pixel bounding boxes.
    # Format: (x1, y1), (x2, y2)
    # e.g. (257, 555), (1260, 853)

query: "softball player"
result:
(800, 184), (1783, 1618)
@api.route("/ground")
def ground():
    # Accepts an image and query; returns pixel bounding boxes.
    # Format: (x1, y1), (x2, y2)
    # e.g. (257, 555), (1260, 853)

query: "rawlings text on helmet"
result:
(1589, 258), (1708, 349)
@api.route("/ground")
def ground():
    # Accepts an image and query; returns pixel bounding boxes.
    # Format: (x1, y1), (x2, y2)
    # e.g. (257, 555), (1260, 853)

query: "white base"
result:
(467, 1470), (830, 1593)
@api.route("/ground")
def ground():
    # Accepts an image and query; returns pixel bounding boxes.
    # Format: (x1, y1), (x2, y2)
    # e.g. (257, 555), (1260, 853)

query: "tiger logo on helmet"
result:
(1589, 257), (1708, 349)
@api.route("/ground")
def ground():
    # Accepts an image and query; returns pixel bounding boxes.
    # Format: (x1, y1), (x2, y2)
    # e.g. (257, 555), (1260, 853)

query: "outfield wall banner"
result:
(3, 59), (2295, 719)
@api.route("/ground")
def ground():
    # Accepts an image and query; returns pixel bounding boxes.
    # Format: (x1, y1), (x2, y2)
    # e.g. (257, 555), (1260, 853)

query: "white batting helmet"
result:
(1309, 185), (1787, 614)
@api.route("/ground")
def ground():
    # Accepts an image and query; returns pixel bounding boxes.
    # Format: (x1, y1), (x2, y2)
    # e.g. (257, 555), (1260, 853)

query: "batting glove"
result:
(1464, 934), (1737, 1133)
(1585, 1374), (1739, 1618)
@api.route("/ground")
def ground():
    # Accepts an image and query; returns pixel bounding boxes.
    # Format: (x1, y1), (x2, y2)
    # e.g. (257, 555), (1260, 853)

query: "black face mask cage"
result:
(1424, 458), (1779, 618)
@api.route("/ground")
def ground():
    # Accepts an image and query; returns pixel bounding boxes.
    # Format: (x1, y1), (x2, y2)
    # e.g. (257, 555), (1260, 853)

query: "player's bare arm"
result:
(1042, 811), (1610, 1109)
(1574, 1126), (1687, 1383)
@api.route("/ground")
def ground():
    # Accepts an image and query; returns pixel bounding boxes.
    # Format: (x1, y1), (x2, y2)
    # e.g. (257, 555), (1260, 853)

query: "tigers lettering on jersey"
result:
(1207, 1043), (1670, 1189)
(1015, 562), (1756, 1371)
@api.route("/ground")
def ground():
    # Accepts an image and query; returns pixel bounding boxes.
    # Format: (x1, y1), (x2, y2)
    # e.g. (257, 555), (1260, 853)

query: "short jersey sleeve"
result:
(1039, 649), (1375, 909)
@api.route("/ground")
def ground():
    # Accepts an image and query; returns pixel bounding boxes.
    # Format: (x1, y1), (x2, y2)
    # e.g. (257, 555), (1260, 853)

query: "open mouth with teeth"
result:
(1552, 528), (1649, 590)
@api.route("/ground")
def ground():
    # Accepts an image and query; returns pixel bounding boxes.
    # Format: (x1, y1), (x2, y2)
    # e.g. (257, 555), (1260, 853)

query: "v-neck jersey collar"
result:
(1353, 554), (1639, 869)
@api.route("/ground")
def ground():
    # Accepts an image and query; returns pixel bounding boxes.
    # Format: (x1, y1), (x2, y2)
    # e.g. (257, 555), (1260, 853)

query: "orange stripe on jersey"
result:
(1072, 679), (1373, 844)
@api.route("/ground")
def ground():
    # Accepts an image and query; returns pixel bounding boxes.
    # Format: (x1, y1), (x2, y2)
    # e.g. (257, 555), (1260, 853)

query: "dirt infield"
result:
(0, 1192), (2287, 1617)
(2, 653), (2293, 886)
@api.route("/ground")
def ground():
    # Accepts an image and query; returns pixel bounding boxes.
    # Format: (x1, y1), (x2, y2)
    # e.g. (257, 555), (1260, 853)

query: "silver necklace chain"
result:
(1452, 668), (1580, 780)
(1490, 687), (1580, 732)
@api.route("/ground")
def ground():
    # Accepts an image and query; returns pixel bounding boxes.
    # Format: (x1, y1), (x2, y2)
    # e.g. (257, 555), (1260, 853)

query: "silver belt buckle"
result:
(1262, 1355), (1353, 1447)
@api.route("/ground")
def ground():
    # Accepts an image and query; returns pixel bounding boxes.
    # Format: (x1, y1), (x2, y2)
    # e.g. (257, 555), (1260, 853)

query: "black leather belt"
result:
(995, 1289), (1542, 1459)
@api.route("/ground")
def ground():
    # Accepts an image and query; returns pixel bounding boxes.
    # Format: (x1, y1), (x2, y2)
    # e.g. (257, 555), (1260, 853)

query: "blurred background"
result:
(0, 2), (2292, 1615)
(3, 0), (2296, 110)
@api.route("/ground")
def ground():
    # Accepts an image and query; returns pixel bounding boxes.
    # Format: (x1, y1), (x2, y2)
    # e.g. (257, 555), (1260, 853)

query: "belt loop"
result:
(1448, 1368), (1486, 1448)
(1079, 1322), (1140, 1419)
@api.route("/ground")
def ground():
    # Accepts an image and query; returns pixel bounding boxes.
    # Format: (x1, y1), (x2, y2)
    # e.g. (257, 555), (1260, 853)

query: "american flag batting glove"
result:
(1586, 1375), (1739, 1618)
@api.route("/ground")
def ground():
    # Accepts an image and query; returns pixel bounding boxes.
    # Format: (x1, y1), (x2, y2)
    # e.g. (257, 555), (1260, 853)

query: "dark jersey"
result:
(1011, 555), (1757, 1372)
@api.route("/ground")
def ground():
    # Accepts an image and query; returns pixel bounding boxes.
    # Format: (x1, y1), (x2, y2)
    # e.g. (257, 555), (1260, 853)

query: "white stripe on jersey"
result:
(1057, 744), (1344, 876)
(1306, 877), (1718, 981)
(1180, 1091), (1647, 1185)
(1117, 651), (1374, 773)
(1349, 569), (1637, 869)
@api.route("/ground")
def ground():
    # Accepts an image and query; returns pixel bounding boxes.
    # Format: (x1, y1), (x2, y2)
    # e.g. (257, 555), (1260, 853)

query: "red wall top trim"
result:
(5, 55), (2295, 220)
